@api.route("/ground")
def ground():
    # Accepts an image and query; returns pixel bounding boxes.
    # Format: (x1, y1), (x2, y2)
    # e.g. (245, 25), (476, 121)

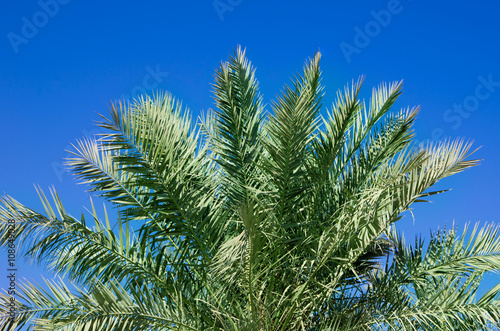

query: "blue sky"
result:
(1, 0), (499, 311)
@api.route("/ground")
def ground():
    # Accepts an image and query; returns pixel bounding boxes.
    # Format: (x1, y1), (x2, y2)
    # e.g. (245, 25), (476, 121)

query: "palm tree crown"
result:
(1, 47), (500, 330)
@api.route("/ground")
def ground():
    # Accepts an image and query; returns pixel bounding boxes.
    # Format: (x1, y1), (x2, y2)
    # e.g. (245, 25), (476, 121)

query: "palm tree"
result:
(1, 47), (500, 330)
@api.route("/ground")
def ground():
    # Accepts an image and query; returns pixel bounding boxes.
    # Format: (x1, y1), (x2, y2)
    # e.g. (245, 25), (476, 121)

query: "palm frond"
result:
(0, 47), (493, 330)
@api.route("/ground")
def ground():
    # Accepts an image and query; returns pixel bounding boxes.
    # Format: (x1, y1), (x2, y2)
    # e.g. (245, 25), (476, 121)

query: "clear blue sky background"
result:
(1, 0), (499, 311)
